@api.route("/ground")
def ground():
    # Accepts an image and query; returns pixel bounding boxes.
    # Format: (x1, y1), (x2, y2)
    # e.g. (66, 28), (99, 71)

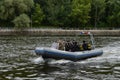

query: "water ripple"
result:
(0, 36), (120, 80)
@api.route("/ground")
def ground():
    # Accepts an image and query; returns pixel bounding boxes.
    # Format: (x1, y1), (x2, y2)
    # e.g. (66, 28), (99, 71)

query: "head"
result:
(83, 40), (86, 43)
(75, 41), (77, 45)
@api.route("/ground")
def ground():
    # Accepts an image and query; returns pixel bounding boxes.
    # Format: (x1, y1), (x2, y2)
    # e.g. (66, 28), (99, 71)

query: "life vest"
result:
(87, 43), (91, 50)
(80, 43), (92, 51)
(80, 45), (84, 51)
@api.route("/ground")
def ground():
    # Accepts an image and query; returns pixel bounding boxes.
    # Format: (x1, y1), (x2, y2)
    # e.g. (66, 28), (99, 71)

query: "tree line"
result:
(0, 0), (120, 29)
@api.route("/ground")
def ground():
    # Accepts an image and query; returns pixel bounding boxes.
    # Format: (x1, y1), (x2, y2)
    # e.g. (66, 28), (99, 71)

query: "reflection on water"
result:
(0, 36), (120, 80)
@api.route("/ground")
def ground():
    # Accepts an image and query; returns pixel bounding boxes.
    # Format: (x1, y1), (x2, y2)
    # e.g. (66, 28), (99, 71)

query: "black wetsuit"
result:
(82, 43), (88, 50)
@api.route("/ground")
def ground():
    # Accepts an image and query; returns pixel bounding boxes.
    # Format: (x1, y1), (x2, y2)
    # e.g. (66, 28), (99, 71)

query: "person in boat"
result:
(82, 40), (92, 51)
(65, 40), (73, 51)
(65, 40), (80, 52)
(72, 41), (80, 52)
(65, 40), (70, 51)
(82, 40), (88, 50)
(58, 40), (65, 50)
(80, 44), (84, 51)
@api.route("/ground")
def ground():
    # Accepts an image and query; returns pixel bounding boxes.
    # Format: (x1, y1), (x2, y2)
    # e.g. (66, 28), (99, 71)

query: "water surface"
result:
(0, 36), (120, 80)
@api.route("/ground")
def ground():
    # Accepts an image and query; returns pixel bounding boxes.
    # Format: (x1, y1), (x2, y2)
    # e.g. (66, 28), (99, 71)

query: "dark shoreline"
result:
(0, 29), (120, 36)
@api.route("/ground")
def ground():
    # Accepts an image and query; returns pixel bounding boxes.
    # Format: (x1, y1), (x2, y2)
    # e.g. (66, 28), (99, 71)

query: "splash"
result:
(32, 57), (45, 64)
(102, 41), (120, 54)
(49, 60), (71, 64)
(93, 41), (120, 62)
(76, 41), (120, 63)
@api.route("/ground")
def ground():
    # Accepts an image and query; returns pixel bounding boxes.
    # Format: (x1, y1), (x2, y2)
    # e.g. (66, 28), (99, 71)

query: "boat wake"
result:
(102, 41), (120, 56)
(86, 41), (120, 63)
(32, 57), (72, 65)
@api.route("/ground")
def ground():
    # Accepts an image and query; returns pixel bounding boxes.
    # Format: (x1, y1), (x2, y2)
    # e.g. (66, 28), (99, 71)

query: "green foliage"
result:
(107, 0), (120, 27)
(0, 0), (120, 29)
(90, 0), (106, 28)
(13, 14), (30, 29)
(0, 0), (14, 20)
(0, 0), (34, 28)
(32, 3), (45, 27)
(0, 0), (34, 19)
(70, 0), (91, 27)
(40, 0), (72, 27)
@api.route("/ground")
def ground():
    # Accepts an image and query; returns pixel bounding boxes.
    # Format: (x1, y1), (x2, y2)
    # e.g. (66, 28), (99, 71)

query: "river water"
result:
(0, 36), (120, 80)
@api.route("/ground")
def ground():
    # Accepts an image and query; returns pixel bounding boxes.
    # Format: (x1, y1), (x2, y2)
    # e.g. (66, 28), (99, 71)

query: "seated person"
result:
(65, 40), (74, 52)
(65, 40), (70, 51)
(82, 40), (88, 50)
(72, 41), (80, 52)
(82, 40), (92, 51)
(58, 40), (65, 50)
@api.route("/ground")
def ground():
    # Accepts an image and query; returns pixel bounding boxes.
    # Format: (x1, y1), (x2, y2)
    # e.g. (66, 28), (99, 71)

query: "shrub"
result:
(13, 14), (30, 30)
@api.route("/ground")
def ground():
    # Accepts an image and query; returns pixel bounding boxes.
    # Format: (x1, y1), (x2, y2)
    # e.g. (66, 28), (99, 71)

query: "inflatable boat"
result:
(35, 47), (103, 61)
(35, 32), (103, 61)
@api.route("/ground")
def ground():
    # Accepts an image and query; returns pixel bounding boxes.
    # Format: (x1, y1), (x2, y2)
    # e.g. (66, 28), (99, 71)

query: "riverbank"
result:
(0, 29), (120, 36)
